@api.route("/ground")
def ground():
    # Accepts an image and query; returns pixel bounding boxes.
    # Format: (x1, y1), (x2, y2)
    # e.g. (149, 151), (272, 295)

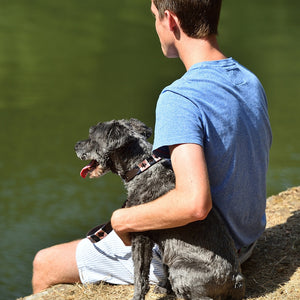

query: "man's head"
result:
(152, 0), (222, 39)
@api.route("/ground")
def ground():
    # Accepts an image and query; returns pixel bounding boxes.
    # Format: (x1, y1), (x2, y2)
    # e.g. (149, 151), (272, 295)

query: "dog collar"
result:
(123, 154), (162, 182)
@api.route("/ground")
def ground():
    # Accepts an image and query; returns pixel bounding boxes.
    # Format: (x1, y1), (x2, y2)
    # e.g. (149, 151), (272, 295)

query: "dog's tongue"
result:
(80, 160), (98, 178)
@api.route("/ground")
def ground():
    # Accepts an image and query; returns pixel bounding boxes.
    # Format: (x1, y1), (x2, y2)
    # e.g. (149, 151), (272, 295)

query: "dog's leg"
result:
(131, 234), (154, 300)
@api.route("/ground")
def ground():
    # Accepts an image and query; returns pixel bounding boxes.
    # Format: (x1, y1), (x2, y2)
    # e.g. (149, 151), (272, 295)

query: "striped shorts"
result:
(76, 230), (165, 285)
(76, 229), (256, 285)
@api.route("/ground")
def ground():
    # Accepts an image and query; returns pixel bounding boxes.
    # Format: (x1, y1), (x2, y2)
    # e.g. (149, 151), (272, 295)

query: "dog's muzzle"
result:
(80, 160), (100, 178)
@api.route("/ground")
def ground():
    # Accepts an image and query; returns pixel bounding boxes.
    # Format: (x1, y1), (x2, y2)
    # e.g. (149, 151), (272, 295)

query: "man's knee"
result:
(32, 241), (81, 294)
(33, 247), (50, 275)
(32, 247), (53, 293)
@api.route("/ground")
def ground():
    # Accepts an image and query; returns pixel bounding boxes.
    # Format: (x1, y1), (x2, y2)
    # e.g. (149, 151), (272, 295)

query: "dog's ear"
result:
(106, 121), (136, 150)
(125, 118), (152, 139)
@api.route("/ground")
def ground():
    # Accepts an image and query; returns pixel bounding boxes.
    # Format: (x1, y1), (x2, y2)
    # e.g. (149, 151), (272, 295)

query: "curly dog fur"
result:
(75, 118), (245, 300)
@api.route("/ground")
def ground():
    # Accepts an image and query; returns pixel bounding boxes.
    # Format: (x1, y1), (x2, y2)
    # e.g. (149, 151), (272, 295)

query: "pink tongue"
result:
(80, 160), (97, 178)
(80, 165), (91, 178)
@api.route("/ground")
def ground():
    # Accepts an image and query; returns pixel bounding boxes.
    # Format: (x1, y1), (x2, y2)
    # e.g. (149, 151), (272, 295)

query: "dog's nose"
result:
(89, 126), (96, 135)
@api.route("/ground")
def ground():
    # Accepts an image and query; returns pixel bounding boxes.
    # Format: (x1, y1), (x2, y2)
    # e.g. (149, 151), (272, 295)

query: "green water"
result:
(0, 1), (299, 299)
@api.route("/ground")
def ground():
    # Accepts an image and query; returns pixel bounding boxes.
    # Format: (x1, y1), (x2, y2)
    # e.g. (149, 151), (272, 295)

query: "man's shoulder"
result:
(162, 58), (262, 97)
(160, 70), (208, 98)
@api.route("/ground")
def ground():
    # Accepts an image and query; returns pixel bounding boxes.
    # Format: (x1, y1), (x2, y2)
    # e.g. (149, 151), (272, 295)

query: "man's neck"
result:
(177, 35), (227, 70)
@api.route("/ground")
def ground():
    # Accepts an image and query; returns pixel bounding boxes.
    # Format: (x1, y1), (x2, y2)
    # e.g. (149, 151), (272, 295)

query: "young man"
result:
(32, 0), (272, 293)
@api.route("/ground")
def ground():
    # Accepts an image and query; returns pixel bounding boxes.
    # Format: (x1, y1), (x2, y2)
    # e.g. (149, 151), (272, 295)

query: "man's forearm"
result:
(111, 187), (211, 238)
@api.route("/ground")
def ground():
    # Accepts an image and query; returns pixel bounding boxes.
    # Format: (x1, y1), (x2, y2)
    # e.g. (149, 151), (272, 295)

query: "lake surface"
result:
(0, 1), (299, 299)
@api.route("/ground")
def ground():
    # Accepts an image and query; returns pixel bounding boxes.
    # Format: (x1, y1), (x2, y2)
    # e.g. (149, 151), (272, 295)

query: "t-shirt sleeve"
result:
(152, 90), (204, 157)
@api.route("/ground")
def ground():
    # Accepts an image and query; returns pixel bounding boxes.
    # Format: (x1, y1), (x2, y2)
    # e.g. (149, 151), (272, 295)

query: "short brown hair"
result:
(152, 0), (222, 38)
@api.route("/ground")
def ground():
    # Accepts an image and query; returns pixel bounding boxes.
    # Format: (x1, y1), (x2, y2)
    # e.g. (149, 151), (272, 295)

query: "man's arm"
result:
(111, 143), (212, 245)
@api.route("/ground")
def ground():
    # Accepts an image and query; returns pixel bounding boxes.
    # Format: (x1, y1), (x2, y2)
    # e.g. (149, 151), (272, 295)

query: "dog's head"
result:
(75, 118), (152, 178)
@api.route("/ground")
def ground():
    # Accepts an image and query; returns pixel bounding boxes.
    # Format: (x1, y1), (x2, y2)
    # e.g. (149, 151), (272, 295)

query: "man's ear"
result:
(165, 10), (180, 33)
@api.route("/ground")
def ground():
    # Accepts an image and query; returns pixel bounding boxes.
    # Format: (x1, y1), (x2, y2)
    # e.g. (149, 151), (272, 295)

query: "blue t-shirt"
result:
(153, 58), (272, 249)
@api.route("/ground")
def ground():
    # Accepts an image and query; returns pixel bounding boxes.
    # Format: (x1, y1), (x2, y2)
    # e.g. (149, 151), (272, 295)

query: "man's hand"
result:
(111, 208), (132, 246)
(116, 230), (132, 246)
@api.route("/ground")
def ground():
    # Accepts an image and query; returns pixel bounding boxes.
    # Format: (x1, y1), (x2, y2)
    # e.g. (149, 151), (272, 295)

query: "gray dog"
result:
(75, 118), (245, 300)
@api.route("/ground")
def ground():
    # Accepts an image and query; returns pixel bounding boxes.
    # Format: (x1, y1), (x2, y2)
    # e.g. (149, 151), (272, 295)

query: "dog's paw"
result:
(153, 283), (174, 296)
